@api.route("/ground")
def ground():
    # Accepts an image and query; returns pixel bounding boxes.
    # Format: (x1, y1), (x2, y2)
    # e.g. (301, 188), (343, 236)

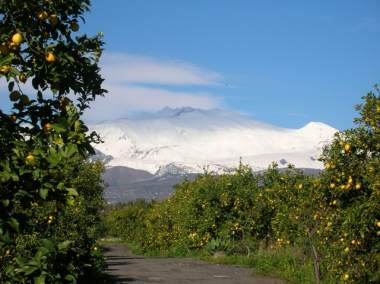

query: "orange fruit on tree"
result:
(43, 123), (53, 132)
(45, 52), (56, 62)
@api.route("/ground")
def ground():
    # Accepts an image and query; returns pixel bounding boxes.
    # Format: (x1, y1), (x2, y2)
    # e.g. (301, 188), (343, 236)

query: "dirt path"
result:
(104, 244), (285, 284)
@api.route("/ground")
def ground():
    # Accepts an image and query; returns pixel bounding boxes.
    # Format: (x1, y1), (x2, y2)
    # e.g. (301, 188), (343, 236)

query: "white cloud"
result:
(83, 52), (224, 122)
(84, 83), (222, 122)
(101, 53), (223, 86)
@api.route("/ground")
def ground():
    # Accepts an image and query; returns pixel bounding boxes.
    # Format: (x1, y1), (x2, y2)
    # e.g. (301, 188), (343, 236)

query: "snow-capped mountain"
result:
(90, 107), (338, 175)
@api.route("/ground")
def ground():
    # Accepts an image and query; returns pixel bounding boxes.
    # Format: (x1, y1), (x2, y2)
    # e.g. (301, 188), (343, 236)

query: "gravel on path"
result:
(104, 244), (286, 284)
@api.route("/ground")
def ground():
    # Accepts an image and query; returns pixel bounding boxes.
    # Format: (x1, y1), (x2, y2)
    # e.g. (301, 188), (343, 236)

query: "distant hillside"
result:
(103, 166), (320, 203)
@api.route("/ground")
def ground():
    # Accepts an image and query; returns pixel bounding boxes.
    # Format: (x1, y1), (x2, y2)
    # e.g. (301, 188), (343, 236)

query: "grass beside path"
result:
(100, 239), (336, 284)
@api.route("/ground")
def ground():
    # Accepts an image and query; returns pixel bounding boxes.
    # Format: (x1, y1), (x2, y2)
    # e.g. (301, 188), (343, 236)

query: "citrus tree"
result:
(0, 0), (106, 282)
(318, 87), (380, 282)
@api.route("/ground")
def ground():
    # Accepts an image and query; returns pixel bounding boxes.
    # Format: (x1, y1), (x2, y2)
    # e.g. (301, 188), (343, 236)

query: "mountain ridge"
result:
(91, 107), (338, 175)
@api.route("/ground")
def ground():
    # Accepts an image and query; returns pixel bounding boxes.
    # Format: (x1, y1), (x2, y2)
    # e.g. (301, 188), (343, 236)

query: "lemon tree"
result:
(318, 87), (380, 283)
(0, 0), (106, 282)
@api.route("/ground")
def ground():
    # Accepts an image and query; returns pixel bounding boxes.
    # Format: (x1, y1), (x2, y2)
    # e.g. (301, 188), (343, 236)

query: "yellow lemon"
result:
(38, 11), (49, 20)
(25, 154), (36, 164)
(11, 32), (23, 45)
(43, 123), (53, 132)
(0, 65), (11, 73)
(344, 144), (351, 152)
(19, 73), (27, 83)
(45, 52), (56, 62)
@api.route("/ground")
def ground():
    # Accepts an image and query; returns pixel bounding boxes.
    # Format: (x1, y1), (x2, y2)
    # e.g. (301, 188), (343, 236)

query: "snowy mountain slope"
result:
(90, 107), (338, 174)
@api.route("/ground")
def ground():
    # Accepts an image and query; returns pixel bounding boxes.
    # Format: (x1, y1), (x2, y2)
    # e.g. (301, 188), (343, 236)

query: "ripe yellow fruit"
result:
(70, 21), (79, 32)
(348, 176), (353, 184)
(298, 184), (303, 189)
(38, 11), (49, 20)
(325, 162), (331, 169)
(43, 123), (53, 132)
(9, 42), (20, 52)
(25, 154), (36, 164)
(0, 65), (11, 73)
(355, 183), (362, 190)
(343, 273), (349, 281)
(49, 14), (58, 26)
(377, 221), (380, 228)
(330, 183), (336, 189)
(344, 247), (349, 253)
(9, 90), (21, 101)
(377, 105), (380, 113)
(11, 32), (23, 45)
(19, 73), (27, 83)
(45, 52), (56, 62)
(344, 143), (351, 152)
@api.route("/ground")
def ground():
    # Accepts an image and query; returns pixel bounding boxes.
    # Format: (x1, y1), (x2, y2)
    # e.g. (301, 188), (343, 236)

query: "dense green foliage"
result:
(104, 90), (380, 283)
(0, 0), (106, 282)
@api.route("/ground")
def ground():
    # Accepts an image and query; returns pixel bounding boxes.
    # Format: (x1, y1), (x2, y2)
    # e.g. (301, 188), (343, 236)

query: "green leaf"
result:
(64, 274), (77, 283)
(40, 239), (55, 252)
(39, 188), (49, 199)
(66, 188), (78, 197)
(8, 217), (19, 232)
(24, 266), (39, 276)
(0, 54), (14, 66)
(8, 81), (14, 92)
(34, 275), (45, 284)
(58, 240), (72, 252)
(1, 199), (9, 207)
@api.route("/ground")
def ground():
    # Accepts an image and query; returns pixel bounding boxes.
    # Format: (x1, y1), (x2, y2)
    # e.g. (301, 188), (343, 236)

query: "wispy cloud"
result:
(101, 53), (223, 86)
(84, 84), (222, 122)
(84, 52), (224, 122)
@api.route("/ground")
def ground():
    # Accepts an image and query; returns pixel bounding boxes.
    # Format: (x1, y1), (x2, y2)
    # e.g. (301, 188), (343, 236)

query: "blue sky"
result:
(2, 1), (379, 130)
